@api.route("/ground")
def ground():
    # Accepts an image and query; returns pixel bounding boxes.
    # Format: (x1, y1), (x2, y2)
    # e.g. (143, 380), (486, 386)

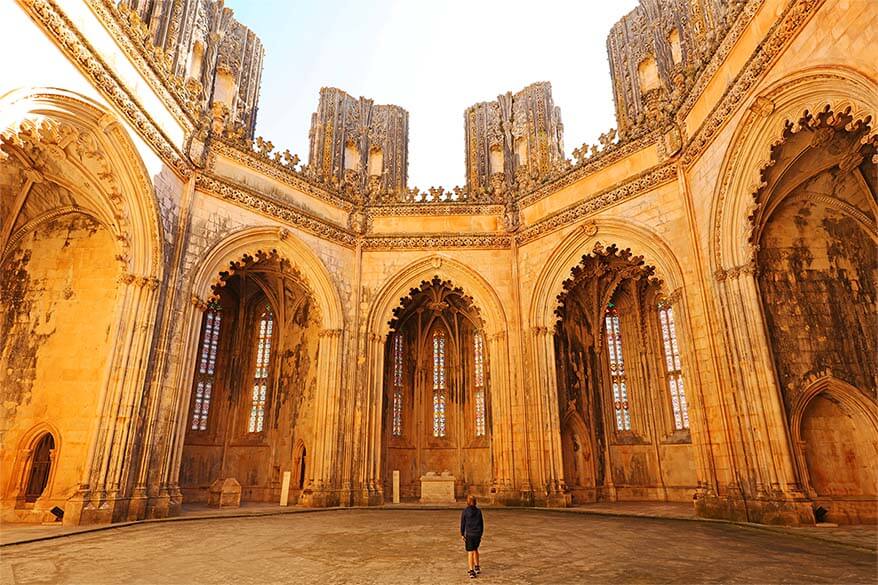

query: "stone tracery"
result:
(1, 0), (874, 530)
(553, 244), (696, 504)
(382, 278), (493, 500)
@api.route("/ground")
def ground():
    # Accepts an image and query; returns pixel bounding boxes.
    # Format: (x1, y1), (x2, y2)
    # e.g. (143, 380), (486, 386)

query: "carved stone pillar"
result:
(356, 331), (385, 506)
(485, 331), (515, 503)
(527, 326), (570, 507)
(300, 329), (344, 507)
(64, 273), (160, 526)
(706, 265), (813, 525)
(154, 293), (211, 520)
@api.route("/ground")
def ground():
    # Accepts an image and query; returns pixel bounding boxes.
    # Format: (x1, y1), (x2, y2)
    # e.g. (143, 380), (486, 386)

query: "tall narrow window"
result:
(248, 305), (274, 433)
(605, 304), (632, 431)
(659, 305), (689, 430)
(473, 332), (486, 437)
(391, 333), (404, 437)
(191, 303), (221, 431)
(432, 330), (447, 438)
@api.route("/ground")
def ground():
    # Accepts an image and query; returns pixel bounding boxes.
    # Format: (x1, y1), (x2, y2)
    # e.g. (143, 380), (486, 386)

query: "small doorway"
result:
(295, 445), (307, 489)
(25, 434), (55, 503)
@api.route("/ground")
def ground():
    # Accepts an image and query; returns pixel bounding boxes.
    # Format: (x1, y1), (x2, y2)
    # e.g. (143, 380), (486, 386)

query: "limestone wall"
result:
(0, 0), (875, 526)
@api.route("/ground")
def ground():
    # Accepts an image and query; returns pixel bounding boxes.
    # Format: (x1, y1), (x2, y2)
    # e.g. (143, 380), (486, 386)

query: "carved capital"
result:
(658, 287), (683, 307)
(715, 260), (756, 282)
(22, 167), (44, 184)
(191, 294), (208, 310)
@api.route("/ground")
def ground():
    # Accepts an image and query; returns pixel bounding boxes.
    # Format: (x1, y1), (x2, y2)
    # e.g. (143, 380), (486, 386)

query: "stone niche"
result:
(419, 472), (456, 504)
(208, 478), (242, 508)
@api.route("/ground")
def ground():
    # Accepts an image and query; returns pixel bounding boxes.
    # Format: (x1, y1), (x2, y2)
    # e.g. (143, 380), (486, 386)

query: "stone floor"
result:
(1, 509), (875, 584)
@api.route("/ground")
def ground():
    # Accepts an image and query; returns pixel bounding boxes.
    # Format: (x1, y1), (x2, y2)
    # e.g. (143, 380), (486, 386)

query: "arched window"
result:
(248, 305), (274, 433)
(25, 434), (54, 503)
(658, 304), (689, 430)
(605, 304), (631, 431)
(432, 330), (447, 438)
(473, 332), (487, 437)
(191, 302), (222, 431)
(391, 333), (404, 437)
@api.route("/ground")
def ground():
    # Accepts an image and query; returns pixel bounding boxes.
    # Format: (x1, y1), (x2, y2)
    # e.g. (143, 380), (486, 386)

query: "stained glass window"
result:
(473, 332), (486, 437)
(391, 333), (403, 437)
(605, 305), (632, 431)
(191, 303), (221, 431)
(659, 305), (689, 430)
(248, 305), (274, 433)
(432, 330), (447, 438)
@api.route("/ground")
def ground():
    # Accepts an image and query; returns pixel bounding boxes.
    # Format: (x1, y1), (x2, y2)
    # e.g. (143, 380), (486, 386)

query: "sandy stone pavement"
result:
(0, 509), (875, 584)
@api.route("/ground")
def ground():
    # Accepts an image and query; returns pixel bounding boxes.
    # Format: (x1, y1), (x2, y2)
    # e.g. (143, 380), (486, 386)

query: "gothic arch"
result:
(0, 87), (165, 279)
(527, 218), (694, 505)
(530, 218), (686, 330)
(790, 375), (878, 520)
(4, 422), (62, 502)
(710, 66), (878, 273)
(366, 255), (508, 338)
(189, 226), (343, 330)
(790, 375), (878, 442)
(174, 225), (345, 506)
(0, 88), (165, 524)
(358, 255), (513, 505)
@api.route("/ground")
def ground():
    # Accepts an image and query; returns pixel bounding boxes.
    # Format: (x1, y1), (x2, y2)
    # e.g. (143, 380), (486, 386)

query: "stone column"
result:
(64, 272), (160, 526)
(710, 264), (813, 524)
(358, 331), (385, 506)
(485, 331), (515, 502)
(666, 292), (717, 503)
(301, 328), (343, 507)
(527, 326), (569, 506)
(156, 294), (209, 518)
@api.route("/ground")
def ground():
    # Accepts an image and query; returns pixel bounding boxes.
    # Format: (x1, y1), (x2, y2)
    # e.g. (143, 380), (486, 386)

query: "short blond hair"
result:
(467, 495), (477, 506)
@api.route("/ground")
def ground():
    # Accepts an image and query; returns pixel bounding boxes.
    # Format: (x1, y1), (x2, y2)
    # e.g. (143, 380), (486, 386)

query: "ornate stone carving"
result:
(464, 82), (565, 199)
(195, 174), (357, 248)
(308, 88), (409, 200)
(20, 0), (190, 176)
(516, 163), (677, 245)
(681, 0), (827, 167)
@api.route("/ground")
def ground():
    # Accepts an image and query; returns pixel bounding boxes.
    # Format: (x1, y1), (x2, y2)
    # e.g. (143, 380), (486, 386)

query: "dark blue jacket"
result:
(460, 505), (484, 536)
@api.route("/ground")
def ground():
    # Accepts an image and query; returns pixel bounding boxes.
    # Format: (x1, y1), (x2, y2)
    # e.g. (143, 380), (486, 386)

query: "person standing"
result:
(460, 495), (484, 579)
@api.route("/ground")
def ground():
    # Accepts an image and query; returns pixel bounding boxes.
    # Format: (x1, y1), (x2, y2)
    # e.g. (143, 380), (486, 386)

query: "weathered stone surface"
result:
(1, 510), (875, 584)
(207, 478), (241, 509)
(419, 472), (457, 504)
(0, 0), (875, 534)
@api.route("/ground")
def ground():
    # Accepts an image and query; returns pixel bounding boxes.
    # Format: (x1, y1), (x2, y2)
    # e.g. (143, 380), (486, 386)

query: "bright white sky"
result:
(225, 0), (638, 188)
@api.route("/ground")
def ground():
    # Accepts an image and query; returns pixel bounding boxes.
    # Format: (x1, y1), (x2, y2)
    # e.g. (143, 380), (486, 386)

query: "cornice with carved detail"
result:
(18, 0), (191, 177)
(83, 0), (198, 130)
(681, 0), (826, 167)
(211, 139), (355, 211)
(195, 173), (357, 248)
(518, 129), (662, 209)
(361, 234), (512, 250)
(368, 203), (505, 217)
(515, 163), (678, 246)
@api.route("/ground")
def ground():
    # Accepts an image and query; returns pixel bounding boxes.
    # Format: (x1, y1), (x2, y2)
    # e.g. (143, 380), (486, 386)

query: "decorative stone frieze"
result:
(18, 0), (191, 176)
(516, 163), (677, 245)
(194, 174), (357, 248)
(681, 0), (827, 167)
